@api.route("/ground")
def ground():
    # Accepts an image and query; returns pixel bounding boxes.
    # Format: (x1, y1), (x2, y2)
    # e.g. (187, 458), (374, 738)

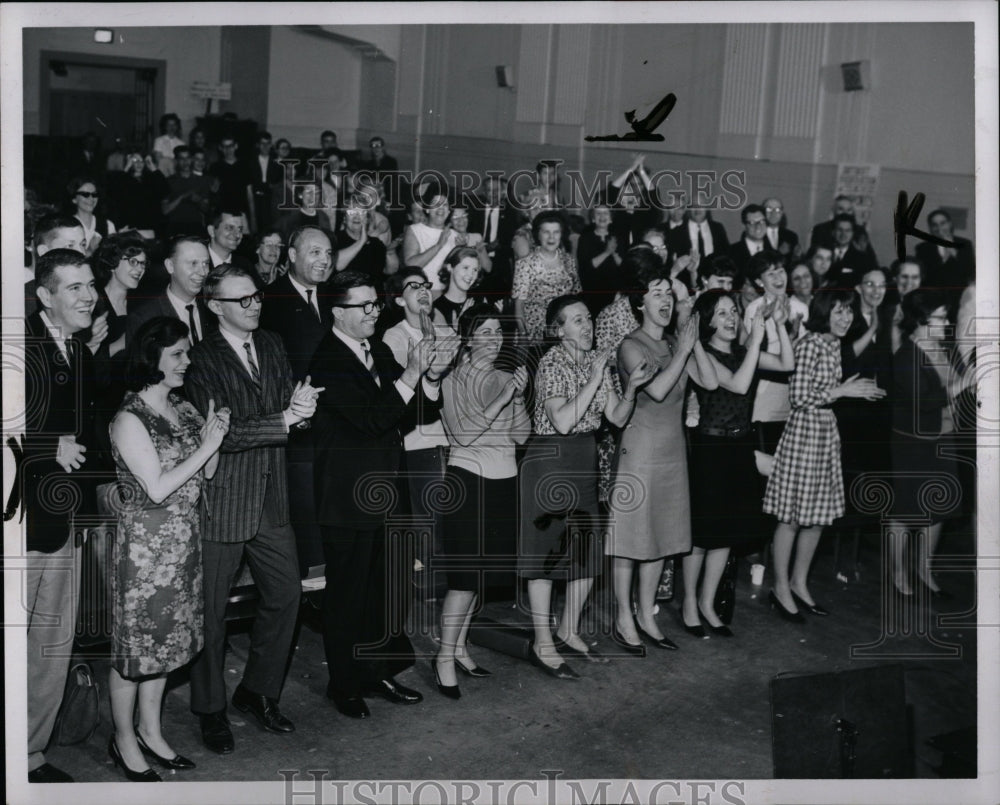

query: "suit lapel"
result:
(206, 329), (263, 399)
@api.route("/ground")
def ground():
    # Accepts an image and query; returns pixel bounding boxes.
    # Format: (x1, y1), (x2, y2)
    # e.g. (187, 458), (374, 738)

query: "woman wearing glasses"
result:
(335, 193), (396, 283)
(68, 176), (117, 255)
(89, 233), (149, 358)
(887, 289), (961, 596)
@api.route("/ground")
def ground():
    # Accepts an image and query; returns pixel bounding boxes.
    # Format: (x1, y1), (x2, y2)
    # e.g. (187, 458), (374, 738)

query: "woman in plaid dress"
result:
(763, 289), (886, 621)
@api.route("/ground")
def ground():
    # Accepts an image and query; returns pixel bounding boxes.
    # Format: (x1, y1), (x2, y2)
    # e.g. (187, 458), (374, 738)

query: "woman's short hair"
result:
(693, 289), (734, 343)
(125, 316), (190, 391)
(698, 253), (739, 283)
(67, 175), (100, 202)
(457, 302), (503, 352)
(626, 264), (673, 318)
(438, 246), (480, 288)
(544, 293), (587, 340)
(531, 210), (565, 244)
(620, 245), (663, 297)
(91, 233), (148, 288)
(898, 288), (945, 337)
(386, 266), (430, 300)
(806, 288), (856, 334)
(158, 113), (181, 135)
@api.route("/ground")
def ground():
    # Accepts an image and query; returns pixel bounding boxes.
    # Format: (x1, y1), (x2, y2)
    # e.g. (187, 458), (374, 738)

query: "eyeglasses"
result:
(764, 206), (783, 212)
(76, 191), (99, 198)
(215, 291), (264, 308)
(861, 281), (887, 290)
(403, 281), (433, 291)
(337, 300), (383, 315)
(125, 257), (147, 269)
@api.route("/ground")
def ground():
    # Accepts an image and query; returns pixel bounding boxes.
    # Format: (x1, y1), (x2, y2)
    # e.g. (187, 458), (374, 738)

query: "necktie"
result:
(361, 341), (381, 387)
(768, 227), (779, 249)
(305, 288), (320, 320)
(64, 338), (76, 366)
(483, 208), (494, 243)
(697, 226), (706, 258)
(835, 247), (845, 262)
(243, 342), (261, 388)
(186, 304), (199, 343)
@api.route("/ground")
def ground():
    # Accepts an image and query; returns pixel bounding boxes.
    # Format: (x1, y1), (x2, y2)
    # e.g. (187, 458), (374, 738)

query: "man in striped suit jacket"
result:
(184, 264), (321, 754)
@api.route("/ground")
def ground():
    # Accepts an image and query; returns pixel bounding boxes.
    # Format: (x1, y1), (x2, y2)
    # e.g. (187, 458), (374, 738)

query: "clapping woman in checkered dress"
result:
(763, 289), (886, 621)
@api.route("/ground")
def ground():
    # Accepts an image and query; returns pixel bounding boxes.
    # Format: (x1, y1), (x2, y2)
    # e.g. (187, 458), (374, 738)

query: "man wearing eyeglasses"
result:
(184, 264), (322, 755)
(761, 197), (800, 260)
(308, 270), (454, 719)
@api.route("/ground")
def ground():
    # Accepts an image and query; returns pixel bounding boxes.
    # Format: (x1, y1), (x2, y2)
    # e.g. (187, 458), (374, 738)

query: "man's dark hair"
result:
(35, 249), (90, 292)
(926, 208), (952, 226)
(202, 263), (254, 301)
(32, 214), (83, 251)
(741, 203), (766, 225)
(328, 269), (375, 308)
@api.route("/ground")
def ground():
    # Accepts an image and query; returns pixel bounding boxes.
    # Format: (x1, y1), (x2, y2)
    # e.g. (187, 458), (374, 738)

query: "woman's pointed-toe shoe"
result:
(136, 733), (196, 770)
(769, 590), (807, 624)
(610, 624), (647, 657)
(108, 737), (162, 782)
(791, 590), (830, 617)
(433, 659), (462, 700)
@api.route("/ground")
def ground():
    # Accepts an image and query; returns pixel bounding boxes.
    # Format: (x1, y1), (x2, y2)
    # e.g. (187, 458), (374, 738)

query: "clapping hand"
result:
(288, 376), (325, 423)
(86, 311), (110, 354)
(678, 312), (699, 354)
(502, 365), (529, 404)
(589, 347), (613, 382)
(201, 399), (231, 449)
(626, 359), (655, 397)
(749, 309), (766, 343)
(771, 295), (789, 327)
(56, 435), (86, 473)
(838, 373), (887, 401)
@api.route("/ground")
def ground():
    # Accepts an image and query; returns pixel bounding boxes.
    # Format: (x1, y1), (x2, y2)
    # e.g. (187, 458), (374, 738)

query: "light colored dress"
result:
(110, 392), (205, 678)
(511, 249), (581, 343)
(607, 330), (691, 560)
(407, 223), (458, 295)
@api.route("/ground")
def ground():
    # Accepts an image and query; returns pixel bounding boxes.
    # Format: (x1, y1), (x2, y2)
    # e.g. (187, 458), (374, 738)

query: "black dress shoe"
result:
(528, 642), (580, 679)
(232, 684), (295, 733)
(455, 657), (492, 678)
(364, 677), (424, 705)
(135, 732), (196, 769)
(433, 659), (461, 700)
(610, 623), (647, 657)
(199, 711), (235, 754)
(697, 606), (735, 636)
(327, 690), (371, 719)
(791, 590), (830, 616)
(553, 636), (608, 663)
(27, 763), (74, 783)
(769, 590), (807, 624)
(108, 736), (162, 782)
(634, 617), (679, 650)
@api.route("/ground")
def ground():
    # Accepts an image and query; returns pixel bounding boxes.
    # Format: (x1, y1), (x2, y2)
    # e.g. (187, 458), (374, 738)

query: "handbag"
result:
(713, 553), (738, 625)
(53, 662), (101, 746)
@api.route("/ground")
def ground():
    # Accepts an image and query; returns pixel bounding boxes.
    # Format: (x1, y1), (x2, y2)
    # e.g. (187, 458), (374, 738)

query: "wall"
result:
(265, 26), (362, 148)
(22, 26), (222, 135)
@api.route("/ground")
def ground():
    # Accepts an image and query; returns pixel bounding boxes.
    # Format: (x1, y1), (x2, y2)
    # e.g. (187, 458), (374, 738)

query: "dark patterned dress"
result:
(110, 391), (205, 678)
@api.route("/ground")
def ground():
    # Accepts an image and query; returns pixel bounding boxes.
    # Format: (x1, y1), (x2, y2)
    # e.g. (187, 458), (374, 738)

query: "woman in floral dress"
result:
(108, 317), (229, 779)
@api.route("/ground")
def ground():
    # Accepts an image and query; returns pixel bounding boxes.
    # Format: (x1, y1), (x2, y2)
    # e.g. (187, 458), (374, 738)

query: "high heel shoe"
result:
(697, 605), (734, 637)
(633, 616), (678, 650)
(682, 620), (708, 639)
(136, 732), (196, 770)
(769, 591), (807, 624)
(528, 642), (580, 679)
(791, 590), (830, 617)
(553, 635), (608, 663)
(433, 658), (461, 700)
(108, 736), (162, 782)
(610, 623), (647, 657)
(455, 657), (492, 678)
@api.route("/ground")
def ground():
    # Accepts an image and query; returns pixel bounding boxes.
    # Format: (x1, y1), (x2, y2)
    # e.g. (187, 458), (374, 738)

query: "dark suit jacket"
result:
(307, 331), (440, 530)
(915, 237), (975, 295)
(667, 219), (730, 259)
(126, 292), (217, 345)
(765, 226), (800, 259)
(184, 328), (294, 542)
(826, 246), (878, 289)
(470, 201), (522, 250)
(727, 237), (768, 279)
(23, 312), (101, 552)
(259, 274), (333, 383)
(810, 219), (878, 260)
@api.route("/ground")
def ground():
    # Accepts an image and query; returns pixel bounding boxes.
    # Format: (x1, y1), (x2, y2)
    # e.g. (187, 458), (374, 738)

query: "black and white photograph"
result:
(2, 3), (997, 804)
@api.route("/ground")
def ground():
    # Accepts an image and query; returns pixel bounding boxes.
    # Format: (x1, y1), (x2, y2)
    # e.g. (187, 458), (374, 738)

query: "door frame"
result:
(40, 49), (167, 145)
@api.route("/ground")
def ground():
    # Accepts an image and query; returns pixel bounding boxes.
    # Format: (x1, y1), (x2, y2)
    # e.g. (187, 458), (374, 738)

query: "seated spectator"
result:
(106, 152), (167, 237)
(576, 199), (623, 316)
(434, 246), (489, 329)
(805, 242), (835, 289)
(68, 176), (116, 256)
(915, 208), (975, 316)
(449, 202), (492, 274)
(696, 253), (739, 295)
(153, 113), (185, 177)
(24, 213), (87, 317)
(209, 136), (249, 217)
(761, 197), (800, 259)
(809, 194), (877, 261)
(334, 194), (394, 283)
(667, 204), (729, 262)
(824, 213), (877, 288)
(403, 189), (459, 297)
(888, 257), (923, 353)
(728, 204), (769, 279)
(251, 229), (287, 286)
(206, 209), (251, 270)
(161, 146), (214, 237)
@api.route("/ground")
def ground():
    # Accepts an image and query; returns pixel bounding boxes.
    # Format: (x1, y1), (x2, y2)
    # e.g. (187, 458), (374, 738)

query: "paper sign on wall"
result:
(835, 163), (880, 228)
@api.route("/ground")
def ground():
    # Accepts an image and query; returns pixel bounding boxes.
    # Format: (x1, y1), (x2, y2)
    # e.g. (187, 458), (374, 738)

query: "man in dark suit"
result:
(127, 235), (216, 345)
(469, 174), (524, 298)
(762, 197), (800, 259)
(246, 131), (284, 233)
(308, 270), (452, 719)
(259, 225), (337, 573)
(22, 249), (101, 783)
(825, 213), (878, 289)
(728, 203), (770, 279)
(667, 206), (730, 265)
(207, 209), (253, 270)
(184, 264), (321, 753)
(809, 194), (878, 261)
(915, 208), (975, 309)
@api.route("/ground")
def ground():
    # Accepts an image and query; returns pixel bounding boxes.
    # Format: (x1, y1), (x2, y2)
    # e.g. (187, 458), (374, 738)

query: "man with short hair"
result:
(247, 131), (283, 233)
(23, 249), (102, 783)
(207, 210), (251, 269)
(24, 214), (87, 317)
(761, 197), (800, 259)
(185, 264), (321, 754)
(210, 136), (250, 217)
(824, 213), (877, 288)
(809, 194), (877, 262)
(126, 235), (215, 344)
(915, 208), (975, 306)
(308, 271), (452, 719)
(728, 204), (770, 278)
(667, 204), (729, 263)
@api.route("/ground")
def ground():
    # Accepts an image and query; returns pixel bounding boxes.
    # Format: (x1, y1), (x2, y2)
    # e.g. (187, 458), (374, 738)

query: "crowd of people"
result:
(18, 116), (977, 783)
